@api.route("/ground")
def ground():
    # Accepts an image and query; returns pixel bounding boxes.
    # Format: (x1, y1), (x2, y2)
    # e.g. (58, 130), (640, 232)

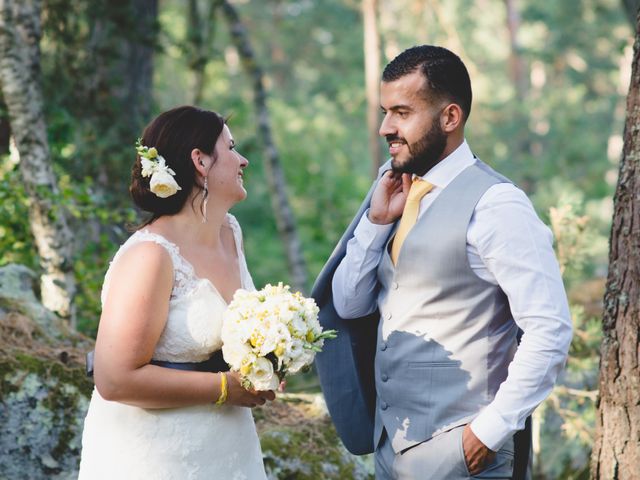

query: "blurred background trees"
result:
(0, 0), (636, 477)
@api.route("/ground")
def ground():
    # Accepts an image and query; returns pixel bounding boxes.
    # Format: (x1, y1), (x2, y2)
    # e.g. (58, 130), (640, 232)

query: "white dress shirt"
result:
(332, 140), (572, 451)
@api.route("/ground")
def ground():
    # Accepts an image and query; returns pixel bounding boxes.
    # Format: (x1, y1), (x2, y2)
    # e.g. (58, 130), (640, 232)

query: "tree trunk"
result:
(622, 0), (640, 28)
(362, 0), (382, 179)
(591, 10), (640, 479)
(0, 0), (76, 322)
(217, 0), (308, 293)
(186, 0), (217, 105)
(504, 0), (528, 101)
(111, 0), (157, 133)
(503, 0), (534, 193)
(85, 0), (157, 187)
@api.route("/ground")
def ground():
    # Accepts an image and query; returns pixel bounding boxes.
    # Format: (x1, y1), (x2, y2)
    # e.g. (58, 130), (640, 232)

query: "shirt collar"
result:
(418, 139), (475, 189)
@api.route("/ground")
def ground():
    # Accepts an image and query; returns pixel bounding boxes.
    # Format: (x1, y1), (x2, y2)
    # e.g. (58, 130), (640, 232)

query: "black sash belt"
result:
(85, 350), (229, 377)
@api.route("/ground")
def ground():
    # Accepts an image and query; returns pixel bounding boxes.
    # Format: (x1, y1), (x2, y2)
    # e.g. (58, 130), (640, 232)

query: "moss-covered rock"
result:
(0, 268), (374, 479)
(255, 394), (373, 479)
(0, 303), (94, 479)
(0, 354), (92, 479)
(0, 264), (72, 340)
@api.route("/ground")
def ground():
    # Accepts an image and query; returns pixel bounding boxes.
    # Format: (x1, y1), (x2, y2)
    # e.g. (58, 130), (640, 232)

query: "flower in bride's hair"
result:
(135, 138), (182, 198)
(149, 168), (181, 198)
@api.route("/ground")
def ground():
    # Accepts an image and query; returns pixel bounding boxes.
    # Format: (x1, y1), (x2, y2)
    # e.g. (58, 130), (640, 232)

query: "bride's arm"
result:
(93, 242), (271, 409)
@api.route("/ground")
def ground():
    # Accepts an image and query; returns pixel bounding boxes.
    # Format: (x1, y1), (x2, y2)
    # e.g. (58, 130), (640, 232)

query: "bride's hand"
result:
(225, 372), (276, 408)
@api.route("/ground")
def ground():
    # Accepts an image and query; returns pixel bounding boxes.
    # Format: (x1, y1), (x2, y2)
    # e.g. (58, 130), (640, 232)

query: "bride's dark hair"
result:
(130, 106), (225, 227)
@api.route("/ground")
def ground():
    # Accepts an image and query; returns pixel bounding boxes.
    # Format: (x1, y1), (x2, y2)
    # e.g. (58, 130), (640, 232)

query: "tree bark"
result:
(217, 0), (308, 292)
(110, 0), (157, 133)
(622, 0), (640, 28)
(0, 0), (76, 322)
(186, 0), (217, 105)
(591, 9), (640, 479)
(362, 0), (382, 179)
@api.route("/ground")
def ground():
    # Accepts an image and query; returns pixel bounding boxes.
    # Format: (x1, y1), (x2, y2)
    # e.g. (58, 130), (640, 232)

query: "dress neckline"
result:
(135, 219), (244, 305)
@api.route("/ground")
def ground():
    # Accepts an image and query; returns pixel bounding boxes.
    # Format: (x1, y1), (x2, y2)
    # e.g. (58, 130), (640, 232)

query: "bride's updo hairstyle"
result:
(130, 106), (225, 225)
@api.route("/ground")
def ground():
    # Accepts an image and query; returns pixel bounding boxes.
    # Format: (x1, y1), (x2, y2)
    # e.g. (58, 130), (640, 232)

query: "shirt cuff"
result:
(354, 209), (395, 250)
(470, 406), (513, 452)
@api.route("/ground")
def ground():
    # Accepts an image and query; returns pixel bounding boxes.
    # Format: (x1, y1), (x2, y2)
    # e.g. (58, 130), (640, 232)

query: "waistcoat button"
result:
(380, 343), (387, 351)
(381, 402), (388, 410)
(381, 374), (388, 382)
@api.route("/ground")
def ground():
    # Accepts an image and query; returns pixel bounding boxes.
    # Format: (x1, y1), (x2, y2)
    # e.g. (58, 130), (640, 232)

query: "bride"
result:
(79, 106), (275, 479)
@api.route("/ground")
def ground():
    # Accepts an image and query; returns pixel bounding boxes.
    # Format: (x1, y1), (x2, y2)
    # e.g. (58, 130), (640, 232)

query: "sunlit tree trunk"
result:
(504, 0), (528, 101)
(591, 10), (640, 479)
(0, 0), (76, 322)
(363, 0), (382, 179)
(217, 0), (308, 292)
(504, 0), (534, 193)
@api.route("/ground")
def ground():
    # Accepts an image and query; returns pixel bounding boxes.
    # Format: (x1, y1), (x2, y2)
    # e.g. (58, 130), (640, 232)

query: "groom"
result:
(313, 45), (572, 479)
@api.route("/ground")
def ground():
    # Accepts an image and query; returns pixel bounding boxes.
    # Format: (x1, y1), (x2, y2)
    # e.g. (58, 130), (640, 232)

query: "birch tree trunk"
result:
(591, 10), (640, 479)
(362, 0), (382, 179)
(218, 0), (308, 292)
(0, 0), (76, 322)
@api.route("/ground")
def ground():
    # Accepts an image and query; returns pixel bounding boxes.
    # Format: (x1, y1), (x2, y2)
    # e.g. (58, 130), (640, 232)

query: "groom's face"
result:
(379, 70), (448, 176)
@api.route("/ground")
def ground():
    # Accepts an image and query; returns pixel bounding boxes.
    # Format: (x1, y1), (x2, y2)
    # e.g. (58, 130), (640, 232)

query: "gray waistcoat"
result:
(374, 161), (519, 453)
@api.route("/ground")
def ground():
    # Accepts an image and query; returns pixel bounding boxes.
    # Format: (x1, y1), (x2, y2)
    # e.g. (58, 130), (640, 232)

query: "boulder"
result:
(0, 265), (373, 479)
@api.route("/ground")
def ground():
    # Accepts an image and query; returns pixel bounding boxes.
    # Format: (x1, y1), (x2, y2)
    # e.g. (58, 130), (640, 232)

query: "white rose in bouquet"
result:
(221, 283), (337, 390)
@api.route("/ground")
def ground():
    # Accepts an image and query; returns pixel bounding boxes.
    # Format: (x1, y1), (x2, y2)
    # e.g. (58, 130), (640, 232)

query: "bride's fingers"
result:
(261, 390), (276, 401)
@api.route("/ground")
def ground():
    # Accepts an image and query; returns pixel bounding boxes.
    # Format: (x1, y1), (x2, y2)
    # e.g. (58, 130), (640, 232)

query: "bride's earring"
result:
(201, 176), (209, 223)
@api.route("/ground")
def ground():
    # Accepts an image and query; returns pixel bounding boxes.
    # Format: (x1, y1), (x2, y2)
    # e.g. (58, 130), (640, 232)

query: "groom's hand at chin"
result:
(462, 424), (495, 475)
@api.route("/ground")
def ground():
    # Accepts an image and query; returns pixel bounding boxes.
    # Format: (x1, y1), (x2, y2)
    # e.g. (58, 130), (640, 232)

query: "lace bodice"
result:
(100, 214), (255, 363)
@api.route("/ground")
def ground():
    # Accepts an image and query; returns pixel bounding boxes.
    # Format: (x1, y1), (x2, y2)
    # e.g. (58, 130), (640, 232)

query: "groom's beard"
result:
(390, 119), (447, 177)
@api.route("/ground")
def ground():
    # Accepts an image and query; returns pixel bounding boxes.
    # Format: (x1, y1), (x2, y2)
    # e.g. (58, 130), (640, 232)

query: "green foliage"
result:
(539, 191), (607, 479)
(0, 163), (35, 270)
(56, 173), (136, 335)
(0, 155), (135, 335)
(1, 1), (631, 476)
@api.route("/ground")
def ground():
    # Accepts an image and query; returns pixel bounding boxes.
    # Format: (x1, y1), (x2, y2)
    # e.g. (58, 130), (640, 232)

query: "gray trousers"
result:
(375, 426), (515, 480)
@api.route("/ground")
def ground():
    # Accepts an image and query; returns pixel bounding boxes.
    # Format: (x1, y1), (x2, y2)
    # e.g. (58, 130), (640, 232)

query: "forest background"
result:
(0, 0), (636, 478)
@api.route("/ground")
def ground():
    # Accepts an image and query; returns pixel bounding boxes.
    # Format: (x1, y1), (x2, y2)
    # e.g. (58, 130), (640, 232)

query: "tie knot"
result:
(407, 178), (433, 203)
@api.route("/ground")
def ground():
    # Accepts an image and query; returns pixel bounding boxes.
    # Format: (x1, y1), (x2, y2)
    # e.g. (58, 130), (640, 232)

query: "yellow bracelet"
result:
(215, 372), (228, 405)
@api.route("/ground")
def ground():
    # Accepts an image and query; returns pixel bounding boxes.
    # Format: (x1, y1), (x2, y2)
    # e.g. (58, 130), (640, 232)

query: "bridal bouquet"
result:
(221, 283), (337, 391)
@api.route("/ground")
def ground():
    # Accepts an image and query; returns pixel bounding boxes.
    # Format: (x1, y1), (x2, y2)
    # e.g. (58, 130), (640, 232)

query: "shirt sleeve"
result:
(468, 183), (573, 451)
(332, 210), (394, 319)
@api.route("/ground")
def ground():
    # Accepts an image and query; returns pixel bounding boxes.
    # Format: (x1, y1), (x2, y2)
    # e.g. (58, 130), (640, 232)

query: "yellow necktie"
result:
(390, 178), (434, 265)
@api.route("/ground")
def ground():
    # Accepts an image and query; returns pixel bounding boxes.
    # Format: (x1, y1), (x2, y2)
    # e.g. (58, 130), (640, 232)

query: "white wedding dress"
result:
(78, 214), (267, 480)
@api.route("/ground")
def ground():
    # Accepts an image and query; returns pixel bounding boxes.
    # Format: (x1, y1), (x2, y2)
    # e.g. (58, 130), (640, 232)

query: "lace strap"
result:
(101, 230), (198, 304)
(226, 214), (255, 291)
(226, 214), (243, 250)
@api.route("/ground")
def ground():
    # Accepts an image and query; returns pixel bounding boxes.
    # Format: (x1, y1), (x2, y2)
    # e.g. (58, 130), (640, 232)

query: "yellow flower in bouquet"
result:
(221, 283), (337, 390)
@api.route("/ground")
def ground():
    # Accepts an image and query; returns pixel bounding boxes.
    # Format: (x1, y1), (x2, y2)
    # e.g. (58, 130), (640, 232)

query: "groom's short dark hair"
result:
(383, 45), (472, 121)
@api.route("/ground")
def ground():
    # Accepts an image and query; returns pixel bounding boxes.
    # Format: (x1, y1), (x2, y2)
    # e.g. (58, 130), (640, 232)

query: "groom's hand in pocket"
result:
(462, 424), (495, 475)
(226, 372), (275, 408)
